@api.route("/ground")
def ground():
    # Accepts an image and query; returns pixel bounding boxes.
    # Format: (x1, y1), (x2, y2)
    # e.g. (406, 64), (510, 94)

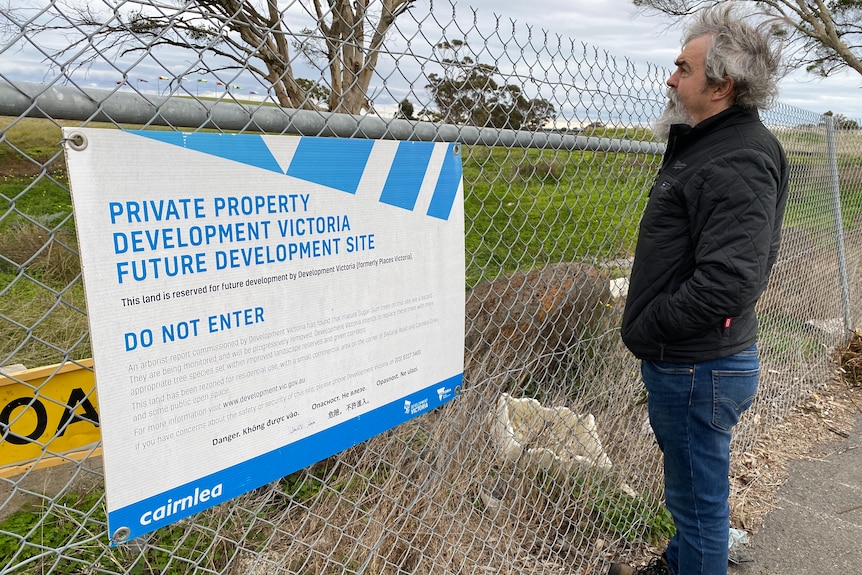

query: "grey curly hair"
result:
(683, 4), (784, 110)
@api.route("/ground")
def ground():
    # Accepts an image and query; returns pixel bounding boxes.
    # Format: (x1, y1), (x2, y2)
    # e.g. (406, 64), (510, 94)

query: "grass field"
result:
(3, 116), (862, 574)
(2, 114), (861, 369)
(0, 116), (658, 368)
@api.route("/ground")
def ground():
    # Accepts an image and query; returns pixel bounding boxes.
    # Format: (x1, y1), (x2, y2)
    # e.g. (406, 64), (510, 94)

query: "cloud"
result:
(1, 0), (859, 121)
(460, 0), (862, 120)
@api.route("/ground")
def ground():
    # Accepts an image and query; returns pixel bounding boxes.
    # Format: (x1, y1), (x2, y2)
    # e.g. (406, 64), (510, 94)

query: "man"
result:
(612, 5), (788, 575)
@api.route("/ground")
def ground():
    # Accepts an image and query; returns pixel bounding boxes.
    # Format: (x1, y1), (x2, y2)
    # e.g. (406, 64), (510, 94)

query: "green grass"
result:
(0, 487), (270, 575)
(592, 489), (675, 545)
(0, 490), (109, 574)
(0, 175), (73, 226)
(779, 140), (862, 234)
(533, 468), (675, 546)
(0, 117), (657, 363)
(0, 118), (122, 365)
(2, 115), (862, 567)
(463, 146), (653, 286)
(758, 313), (827, 360)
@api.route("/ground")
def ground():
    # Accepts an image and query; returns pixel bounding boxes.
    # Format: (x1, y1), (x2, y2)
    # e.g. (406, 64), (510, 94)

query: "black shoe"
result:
(607, 555), (669, 575)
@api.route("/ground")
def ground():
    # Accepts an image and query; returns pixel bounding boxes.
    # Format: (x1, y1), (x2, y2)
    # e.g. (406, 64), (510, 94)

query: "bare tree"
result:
(2, 0), (414, 114)
(633, 0), (862, 78)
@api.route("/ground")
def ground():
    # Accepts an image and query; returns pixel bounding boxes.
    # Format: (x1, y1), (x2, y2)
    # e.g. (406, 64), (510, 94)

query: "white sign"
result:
(63, 129), (465, 542)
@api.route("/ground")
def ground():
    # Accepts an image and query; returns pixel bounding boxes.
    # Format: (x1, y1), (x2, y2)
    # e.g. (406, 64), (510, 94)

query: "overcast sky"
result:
(1, 0), (859, 121)
(462, 0), (862, 119)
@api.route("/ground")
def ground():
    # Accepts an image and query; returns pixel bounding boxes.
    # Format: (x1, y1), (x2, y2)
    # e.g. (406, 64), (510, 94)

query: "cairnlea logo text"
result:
(139, 483), (224, 526)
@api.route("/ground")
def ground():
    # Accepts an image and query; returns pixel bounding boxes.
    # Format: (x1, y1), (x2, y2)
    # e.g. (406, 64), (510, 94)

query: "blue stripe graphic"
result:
(107, 374), (461, 543)
(126, 132), (462, 220)
(427, 143), (463, 220)
(129, 131), (283, 174)
(378, 141), (435, 211)
(286, 137), (375, 194)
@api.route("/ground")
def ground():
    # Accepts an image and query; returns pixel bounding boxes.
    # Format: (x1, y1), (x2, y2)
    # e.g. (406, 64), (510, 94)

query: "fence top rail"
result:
(0, 80), (666, 155)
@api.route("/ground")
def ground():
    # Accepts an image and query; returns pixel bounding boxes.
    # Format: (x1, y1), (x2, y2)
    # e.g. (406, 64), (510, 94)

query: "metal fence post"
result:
(825, 113), (853, 333)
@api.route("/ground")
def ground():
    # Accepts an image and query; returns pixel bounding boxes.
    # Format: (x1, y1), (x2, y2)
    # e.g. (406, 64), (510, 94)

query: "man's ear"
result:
(712, 76), (735, 102)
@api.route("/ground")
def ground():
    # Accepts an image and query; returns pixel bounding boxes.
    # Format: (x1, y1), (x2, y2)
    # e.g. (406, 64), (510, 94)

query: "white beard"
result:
(652, 90), (695, 141)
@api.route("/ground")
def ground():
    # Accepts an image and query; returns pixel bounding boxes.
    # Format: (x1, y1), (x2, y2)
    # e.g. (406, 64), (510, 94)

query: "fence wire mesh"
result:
(1, 1), (862, 574)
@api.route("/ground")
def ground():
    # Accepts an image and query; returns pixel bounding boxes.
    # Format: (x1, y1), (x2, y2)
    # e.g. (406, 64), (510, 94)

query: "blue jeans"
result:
(642, 345), (759, 575)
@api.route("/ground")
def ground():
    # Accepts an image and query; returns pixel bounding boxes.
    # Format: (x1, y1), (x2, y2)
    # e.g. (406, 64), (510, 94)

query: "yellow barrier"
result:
(0, 359), (101, 477)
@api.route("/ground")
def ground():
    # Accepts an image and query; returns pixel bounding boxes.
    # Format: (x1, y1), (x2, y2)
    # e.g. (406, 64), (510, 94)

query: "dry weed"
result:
(0, 223), (80, 286)
(832, 328), (862, 386)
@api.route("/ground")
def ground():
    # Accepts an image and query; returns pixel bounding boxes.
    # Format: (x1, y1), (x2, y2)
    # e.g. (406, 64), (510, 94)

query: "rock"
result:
(465, 262), (611, 360)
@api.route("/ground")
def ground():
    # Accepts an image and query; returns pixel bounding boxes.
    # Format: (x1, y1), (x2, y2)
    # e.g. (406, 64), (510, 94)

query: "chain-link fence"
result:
(2, 1), (862, 573)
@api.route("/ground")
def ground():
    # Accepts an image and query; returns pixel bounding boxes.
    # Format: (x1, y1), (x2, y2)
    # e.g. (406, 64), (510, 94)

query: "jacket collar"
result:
(663, 106), (760, 165)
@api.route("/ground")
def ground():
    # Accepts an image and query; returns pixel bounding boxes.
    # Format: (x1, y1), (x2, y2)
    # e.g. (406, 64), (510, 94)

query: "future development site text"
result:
(108, 194), (380, 284)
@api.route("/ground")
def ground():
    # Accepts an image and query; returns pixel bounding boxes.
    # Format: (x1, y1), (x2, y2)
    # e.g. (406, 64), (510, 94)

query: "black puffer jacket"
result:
(621, 106), (789, 363)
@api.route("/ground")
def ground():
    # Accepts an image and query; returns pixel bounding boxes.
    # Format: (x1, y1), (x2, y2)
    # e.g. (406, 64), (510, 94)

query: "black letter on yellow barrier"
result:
(57, 388), (100, 437)
(0, 398), (48, 445)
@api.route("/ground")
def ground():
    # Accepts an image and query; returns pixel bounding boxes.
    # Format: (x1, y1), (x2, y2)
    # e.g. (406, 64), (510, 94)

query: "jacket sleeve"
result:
(637, 150), (780, 343)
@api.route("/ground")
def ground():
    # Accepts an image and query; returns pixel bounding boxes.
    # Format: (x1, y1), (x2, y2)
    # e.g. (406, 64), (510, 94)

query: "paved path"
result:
(731, 414), (862, 575)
